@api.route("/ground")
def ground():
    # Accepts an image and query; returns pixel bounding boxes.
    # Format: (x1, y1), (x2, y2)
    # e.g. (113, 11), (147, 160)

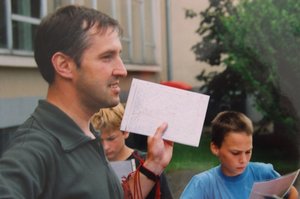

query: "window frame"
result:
(0, 0), (47, 56)
(109, 0), (161, 70)
(0, 0), (161, 71)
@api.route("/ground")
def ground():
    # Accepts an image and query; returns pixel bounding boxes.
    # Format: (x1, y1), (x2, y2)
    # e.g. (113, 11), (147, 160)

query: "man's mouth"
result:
(110, 82), (119, 88)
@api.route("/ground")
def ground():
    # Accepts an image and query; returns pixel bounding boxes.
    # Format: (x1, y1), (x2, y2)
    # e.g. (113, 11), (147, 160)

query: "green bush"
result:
(186, 0), (300, 137)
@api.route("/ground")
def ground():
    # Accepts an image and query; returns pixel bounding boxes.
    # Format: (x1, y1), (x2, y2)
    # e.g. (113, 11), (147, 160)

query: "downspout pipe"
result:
(165, 0), (173, 81)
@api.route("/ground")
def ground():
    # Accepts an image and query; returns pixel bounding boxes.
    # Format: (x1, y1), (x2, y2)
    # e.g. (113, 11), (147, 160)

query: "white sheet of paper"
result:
(249, 169), (300, 199)
(110, 159), (136, 182)
(120, 78), (210, 147)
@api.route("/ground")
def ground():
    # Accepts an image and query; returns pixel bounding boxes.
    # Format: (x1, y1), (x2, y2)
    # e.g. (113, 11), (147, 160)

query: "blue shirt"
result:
(180, 162), (280, 199)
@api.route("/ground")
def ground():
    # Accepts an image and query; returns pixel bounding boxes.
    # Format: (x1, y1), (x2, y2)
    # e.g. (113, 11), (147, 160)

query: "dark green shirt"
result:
(0, 100), (123, 199)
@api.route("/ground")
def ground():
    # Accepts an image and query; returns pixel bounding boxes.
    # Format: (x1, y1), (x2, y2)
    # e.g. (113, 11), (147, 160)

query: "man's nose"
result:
(113, 57), (127, 77)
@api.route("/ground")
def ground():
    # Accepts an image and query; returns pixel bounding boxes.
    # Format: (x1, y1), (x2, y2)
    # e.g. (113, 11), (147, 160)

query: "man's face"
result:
(100, 128), (129, 161)
(211, 132), (253, 176)
(74, 27), (127, 112)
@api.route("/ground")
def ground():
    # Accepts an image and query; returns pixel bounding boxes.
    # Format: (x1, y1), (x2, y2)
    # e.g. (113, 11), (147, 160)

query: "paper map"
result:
(249, 169), (300, 199)
(120, 78), (210, 147)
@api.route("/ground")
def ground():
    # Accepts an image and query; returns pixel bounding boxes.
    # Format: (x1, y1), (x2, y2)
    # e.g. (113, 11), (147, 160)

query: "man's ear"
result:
(210, 142), (219, 156)
(51, 52), (74, 79)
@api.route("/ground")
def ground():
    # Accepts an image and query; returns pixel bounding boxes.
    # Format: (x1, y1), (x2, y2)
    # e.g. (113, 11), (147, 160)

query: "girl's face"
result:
(100, 128), (129, 161)
(211, 132), (253, 176)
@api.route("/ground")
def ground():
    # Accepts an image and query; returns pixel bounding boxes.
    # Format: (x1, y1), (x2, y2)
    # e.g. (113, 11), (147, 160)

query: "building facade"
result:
(0, 0), (211, 153)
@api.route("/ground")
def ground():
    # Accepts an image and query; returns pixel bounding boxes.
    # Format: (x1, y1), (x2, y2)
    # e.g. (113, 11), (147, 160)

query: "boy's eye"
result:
(107, 137), (116, 141)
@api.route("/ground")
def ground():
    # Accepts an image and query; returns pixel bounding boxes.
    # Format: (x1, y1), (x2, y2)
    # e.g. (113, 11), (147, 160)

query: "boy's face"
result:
(211, 131), (253, 176)
(100, 128), (129, 161)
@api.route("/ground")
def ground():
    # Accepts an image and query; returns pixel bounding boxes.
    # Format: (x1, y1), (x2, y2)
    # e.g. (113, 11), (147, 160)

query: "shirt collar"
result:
(32, 100), (99, 152)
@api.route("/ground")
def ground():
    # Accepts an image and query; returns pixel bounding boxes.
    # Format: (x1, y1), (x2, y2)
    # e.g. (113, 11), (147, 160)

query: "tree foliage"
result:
(187, 0), (300, 136)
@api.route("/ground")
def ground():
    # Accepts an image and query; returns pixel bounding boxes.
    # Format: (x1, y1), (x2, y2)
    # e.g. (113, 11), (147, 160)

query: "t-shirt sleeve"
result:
(252, 162), (281, 180)
(180, 174), (206, 199)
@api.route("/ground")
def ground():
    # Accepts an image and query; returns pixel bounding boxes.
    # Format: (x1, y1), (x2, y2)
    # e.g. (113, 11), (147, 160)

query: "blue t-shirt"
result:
(180, 162), (280, 199)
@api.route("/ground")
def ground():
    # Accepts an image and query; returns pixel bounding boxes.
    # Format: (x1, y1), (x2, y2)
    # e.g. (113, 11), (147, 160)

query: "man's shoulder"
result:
(7, 116), (60, 154)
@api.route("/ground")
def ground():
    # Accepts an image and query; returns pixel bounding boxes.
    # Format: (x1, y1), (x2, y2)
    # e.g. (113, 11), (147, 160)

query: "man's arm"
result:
(125, 123), (174, 198)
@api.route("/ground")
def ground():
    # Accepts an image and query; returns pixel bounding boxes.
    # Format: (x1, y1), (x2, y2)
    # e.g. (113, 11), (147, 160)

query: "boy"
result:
(91, 103), (173, 199)
(180, 111), (298, 199)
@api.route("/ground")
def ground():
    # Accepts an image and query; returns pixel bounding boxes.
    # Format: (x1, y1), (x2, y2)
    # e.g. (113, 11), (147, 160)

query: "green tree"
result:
(187, 0), (300, 157)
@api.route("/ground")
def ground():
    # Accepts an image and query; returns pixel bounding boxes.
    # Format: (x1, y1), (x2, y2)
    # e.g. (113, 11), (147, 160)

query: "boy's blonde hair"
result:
(91, 103), (125, 131)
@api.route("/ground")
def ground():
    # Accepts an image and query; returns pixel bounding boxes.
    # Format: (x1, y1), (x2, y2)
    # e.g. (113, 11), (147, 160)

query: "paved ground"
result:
(166, 170), (199, 199)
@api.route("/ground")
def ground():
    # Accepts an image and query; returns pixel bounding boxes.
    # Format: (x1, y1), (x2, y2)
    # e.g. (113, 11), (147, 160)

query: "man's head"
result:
(35, 5), (127, 111)
(210, 111), (254, 176)
(34, 5), (122, 84)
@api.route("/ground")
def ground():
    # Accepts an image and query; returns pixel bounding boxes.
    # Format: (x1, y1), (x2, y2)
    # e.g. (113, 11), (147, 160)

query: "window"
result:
(0, 0), (46, 55)
(99, 0), (158, 66)
(0, 1), (7, 49)
(0, 0), (159, 67)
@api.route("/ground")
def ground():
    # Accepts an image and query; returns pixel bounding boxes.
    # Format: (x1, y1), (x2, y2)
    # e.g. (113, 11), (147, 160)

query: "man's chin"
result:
(108, 98), (120, 108)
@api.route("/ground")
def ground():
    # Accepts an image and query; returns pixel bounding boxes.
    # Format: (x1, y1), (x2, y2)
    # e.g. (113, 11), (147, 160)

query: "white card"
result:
(249, 169), (300, 199)
(120, 78), (210, 147)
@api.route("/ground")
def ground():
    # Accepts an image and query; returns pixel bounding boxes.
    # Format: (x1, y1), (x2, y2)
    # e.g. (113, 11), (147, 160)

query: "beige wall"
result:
(170, 0), (211, 88)
(0, 0), (218, 127)
(0, 67), (47, 98)
(0, 1), (165, 128)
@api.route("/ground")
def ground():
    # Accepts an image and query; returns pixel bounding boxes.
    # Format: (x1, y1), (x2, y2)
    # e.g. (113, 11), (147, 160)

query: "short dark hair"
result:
(211, 111), (253, 148)
(34, 5), (122, 84)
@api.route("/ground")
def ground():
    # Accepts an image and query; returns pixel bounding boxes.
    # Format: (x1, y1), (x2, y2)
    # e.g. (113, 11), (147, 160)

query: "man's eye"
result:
(103, 55), (112, 60)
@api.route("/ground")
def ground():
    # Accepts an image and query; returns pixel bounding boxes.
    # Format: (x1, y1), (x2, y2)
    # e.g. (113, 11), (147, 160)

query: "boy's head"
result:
(211, 111), (253, 148)
(91, 103), (130, 161)
(210, 111), (254, 176)
(91, 103), (124, 131)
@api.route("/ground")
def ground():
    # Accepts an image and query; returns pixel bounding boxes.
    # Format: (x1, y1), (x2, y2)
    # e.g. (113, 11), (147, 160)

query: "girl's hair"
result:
(91, 103), (125, 131)
(211, 111), (253, 148)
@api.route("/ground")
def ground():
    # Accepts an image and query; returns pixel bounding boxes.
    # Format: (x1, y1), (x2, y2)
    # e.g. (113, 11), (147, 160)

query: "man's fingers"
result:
(154, 122), (168, 138)
(164, 140), (174, 147)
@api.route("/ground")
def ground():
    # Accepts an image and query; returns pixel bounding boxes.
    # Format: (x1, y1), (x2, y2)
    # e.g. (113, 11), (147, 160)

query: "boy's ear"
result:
(51, 52), (74, 79)
(123, 131), (130, 139)
(210, 142), (219, 156)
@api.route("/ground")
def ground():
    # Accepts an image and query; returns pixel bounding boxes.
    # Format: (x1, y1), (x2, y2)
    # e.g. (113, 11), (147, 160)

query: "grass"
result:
(166, 131), (299, 175)
(166, 132), (218, 172)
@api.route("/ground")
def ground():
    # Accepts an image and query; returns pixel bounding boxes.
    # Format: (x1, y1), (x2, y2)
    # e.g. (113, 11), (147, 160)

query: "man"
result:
(0, 5), (173, 199)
